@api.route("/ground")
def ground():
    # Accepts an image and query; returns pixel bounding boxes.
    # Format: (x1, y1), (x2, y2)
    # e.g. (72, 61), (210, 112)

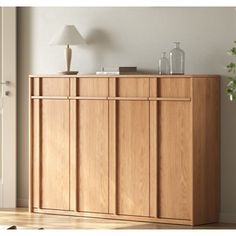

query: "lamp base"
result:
(60, 71), (78, 75)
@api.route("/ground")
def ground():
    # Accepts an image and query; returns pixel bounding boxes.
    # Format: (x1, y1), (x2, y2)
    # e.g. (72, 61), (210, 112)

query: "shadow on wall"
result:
(17, 8), (33, 207)
(220, 76), (236, 222)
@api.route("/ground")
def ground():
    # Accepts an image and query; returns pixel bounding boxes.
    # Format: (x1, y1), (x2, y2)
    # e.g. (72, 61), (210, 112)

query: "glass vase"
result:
(169, 42), (185, 75)
(158, 52), (170, 75)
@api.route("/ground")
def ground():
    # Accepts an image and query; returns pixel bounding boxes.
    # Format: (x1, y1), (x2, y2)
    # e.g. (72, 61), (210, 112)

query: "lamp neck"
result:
(65, 45), (72, 72)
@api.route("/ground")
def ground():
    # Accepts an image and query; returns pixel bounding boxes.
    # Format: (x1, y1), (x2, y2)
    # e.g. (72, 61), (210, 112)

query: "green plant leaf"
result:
(224, 41), (236, 101)
(226, 63), (236, 73)
(229, 47), (236, 55)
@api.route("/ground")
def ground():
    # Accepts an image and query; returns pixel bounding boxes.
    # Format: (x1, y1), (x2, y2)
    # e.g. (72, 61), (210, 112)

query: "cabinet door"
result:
(32, 77), (70, 210)
(77, 100), (109, 213)
(158, 101), (191, 220)
(117, 100), (150, 216)
(41, 100), (70, 210)
(109, 77), (150, 217)
(151, 78), (192, 220)
(72, 78), (109, 213)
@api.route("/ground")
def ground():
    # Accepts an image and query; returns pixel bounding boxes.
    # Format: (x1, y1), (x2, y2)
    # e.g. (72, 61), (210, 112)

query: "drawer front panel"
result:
(150, 78), (190, 98)
(77, 77), (108, 97)
(32, 77), (69, 96)
(111, 77), (149, 97)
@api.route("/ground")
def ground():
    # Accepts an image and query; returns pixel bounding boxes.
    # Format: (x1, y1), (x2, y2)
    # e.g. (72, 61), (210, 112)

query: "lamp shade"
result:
(50, 25), (85, 45)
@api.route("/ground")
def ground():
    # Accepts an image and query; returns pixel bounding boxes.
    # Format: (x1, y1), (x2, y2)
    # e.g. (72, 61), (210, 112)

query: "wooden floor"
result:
(0, 208), (235, 229)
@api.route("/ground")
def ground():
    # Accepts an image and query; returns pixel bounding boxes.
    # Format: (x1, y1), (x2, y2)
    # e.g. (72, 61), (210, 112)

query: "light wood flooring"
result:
(0, 208), (235, 229)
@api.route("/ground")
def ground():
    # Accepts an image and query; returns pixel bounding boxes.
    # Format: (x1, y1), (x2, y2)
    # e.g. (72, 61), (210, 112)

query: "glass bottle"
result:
(169, 42), (185, 75)
(158, 52), (170, 75)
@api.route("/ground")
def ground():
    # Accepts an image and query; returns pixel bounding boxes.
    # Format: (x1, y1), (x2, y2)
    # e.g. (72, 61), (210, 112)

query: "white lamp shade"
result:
(50, 25), (85, 45)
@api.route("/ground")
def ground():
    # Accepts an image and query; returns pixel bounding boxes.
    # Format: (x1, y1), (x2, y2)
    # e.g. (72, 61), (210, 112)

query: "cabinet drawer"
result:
(150, 78), (191, 98)
(74, 77), (108, 97)
(32, 77), (69, 97)
(109, 77), (149, 98)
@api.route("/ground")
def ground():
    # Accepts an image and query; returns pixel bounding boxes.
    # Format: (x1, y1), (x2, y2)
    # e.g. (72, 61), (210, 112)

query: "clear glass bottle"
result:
(169, 42), (185, 75)
(158, 52), (170, 75)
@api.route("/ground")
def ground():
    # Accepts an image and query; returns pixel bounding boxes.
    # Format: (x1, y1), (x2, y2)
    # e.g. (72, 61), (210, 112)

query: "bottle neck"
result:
(174, 42), (180, 48)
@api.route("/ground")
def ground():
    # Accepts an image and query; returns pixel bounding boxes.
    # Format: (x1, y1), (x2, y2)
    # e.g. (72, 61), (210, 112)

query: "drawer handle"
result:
(69, 96), (107, 100)
(149, 97), (191, 101)
(31, 96), (68, 100)
(108, 97), (149, 101)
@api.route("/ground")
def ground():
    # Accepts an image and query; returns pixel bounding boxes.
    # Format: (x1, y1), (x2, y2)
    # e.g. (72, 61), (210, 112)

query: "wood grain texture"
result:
(149, 78), (158, 218)
(149, 97), (191, 101)
(69, 96), (107, 100)
(41, 100), (70, 210)
(69, 78), (77, 211)
(28, 77), (33, 212)
(31, 78), (41, 210)
(77, 100), (109, 213)
(157, 78), (190, 97)
(116, 100), (150, 217)
(32, 99), (40, 209)
(40, 77), (69, 96)
(192, 77), (220, 225)
(78, 77), (108, 97)
(116, 77), (149, 97)
(31, 96), (68, 100)
(108, 97), (148, 100)
(32, 77), (40, 96)
(108, 78), (117, 214)
(158, 101), (192, 220)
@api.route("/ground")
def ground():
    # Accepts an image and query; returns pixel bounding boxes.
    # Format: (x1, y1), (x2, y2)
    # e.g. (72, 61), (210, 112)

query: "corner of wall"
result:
(17, 198), (28, 208)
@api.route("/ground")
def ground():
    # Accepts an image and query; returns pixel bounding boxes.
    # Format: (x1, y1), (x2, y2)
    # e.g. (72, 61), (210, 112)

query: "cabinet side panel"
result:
(158, 101), (192, 220)
(41, 100), (70, 210)
(31, 78), (40, 209)
(78, 100), (109, 213)
(32, 99), (39, 208)
(192, 77), (220, 225)
(117, 101), (150, 217)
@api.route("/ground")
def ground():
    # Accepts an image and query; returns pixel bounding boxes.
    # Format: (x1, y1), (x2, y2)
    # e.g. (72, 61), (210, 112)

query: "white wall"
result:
(17, 7), (236, 222)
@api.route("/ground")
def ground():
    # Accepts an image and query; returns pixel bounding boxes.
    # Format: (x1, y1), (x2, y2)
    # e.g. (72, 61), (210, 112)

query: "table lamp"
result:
(50, 25), (85, 75)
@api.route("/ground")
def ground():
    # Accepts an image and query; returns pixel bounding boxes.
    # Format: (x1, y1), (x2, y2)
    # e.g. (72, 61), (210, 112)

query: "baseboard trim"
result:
(220, 212), (236, 223)
(17, 198), (28, 208)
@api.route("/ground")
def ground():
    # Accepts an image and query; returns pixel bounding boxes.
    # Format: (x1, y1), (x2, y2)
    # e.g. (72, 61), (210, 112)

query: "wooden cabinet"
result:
(29, 75), (220, 226)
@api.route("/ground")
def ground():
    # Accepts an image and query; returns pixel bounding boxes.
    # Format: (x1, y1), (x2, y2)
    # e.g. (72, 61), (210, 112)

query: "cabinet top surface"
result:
(29, 74), (220, 78)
